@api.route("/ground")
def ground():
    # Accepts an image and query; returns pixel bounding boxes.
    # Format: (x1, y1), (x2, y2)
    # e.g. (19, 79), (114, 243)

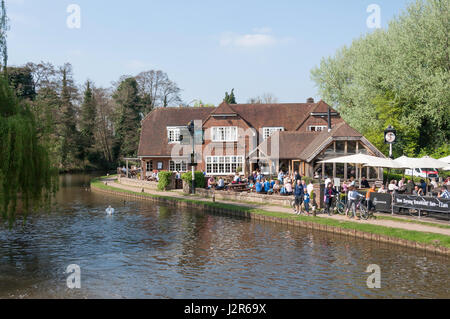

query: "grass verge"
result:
(91, 178), (450, 249)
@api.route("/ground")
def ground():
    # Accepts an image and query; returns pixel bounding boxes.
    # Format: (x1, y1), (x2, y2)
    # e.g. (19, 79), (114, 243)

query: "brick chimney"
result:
(307, 97), (315, 103)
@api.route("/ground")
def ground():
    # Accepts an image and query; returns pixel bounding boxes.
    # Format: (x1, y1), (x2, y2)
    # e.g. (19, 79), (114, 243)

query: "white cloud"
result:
(219, 28), (293, 49)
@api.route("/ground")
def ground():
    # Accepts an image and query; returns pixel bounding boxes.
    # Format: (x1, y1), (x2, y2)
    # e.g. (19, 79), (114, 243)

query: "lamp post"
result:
(187, 120), (196, 194)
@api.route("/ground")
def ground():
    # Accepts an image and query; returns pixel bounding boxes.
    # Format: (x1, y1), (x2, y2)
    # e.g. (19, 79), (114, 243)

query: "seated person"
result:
(232, 173), (241, 184)
(413, 185), (424, 196)
(255, 181), (263, 193)
(361, 177), (370, 189)
(207, 176), (216, 189)
(438, 187), (450, 199)
(216, 177), (225, 190)
(273, 180), (281, 194)
(264, 179), (271, 193)
(284, 179), (293, 195)
(378, 185), (387, 193)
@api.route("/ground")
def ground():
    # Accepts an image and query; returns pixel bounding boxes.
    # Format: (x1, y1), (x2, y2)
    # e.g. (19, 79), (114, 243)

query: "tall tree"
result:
(59, 64), (80, 169)
(224, 88), (237, 104)
(113, 77), (142, 160)
(7, 66), (36, 101)
(0, 0), (9, 75)
(135, 70), (182, 114)
(311, 0), (450, 157)
(79, 80), (97, 163)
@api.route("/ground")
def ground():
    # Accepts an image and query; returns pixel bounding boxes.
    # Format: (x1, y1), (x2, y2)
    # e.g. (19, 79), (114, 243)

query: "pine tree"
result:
(79, 81), (97, 162)
(113, 77), (142, 160)
(59, 65), (80, 169)
(224, 88), (237, 104)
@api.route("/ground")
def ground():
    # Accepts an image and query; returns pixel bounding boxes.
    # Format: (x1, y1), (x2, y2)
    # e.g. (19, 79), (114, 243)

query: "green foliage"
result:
(7, 66), (36, 100)
(224, 88), (237, 104)
(79, 81), (97, 162)
(113, 77), (142, 160)
(0, 77), (58, 227)
(157, 171), (173, 191)
(181, 171), (206, 189)
(311, 0), (450, 157)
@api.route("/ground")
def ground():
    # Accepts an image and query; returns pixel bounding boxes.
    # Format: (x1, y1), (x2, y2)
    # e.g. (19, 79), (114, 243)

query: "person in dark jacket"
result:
(405, 179), (415, 194)
(294, 179), (304, 215)
(324, 182), (338, 216)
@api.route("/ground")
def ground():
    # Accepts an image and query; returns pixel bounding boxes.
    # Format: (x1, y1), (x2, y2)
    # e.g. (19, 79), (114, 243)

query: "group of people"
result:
(375, 177), (450, 199)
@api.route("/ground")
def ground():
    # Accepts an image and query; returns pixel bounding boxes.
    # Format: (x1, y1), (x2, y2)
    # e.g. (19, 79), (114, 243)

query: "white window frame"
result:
(206, 156), (244, 175)
(167, 126), (184, 144)
(308, 125), (327, 132)
(263, 127), (284, 140)
(211, 127), (238, 142)
(169, 160), (188, 172)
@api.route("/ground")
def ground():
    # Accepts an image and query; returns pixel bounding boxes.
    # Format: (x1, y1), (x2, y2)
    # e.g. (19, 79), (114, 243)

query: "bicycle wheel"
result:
(336, 201), (346, 215)
(359, 204), (369, 220)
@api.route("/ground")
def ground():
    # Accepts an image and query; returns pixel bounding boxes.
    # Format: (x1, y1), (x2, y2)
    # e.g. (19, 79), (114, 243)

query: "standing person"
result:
(278, 170), (285, 184)
(294, 171), (301, 183)
(420, 179), (427, 195)
(294, 179), (304, 215)
(398, 178), (406, 191)
(346, 186), (364, 220)
(303, 191), (311, 216)
(324, 183), (337, 216)
(361, 177), (370, 189)
(366, 185), (377, 211)
(324, 176), (332, 189)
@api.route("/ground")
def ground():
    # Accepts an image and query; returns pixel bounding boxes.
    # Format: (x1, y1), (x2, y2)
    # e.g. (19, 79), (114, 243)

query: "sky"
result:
(7, 0), (413, 105)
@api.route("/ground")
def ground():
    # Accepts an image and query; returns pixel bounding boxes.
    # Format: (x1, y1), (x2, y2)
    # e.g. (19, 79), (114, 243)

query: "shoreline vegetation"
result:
(91, 177), (450, 255)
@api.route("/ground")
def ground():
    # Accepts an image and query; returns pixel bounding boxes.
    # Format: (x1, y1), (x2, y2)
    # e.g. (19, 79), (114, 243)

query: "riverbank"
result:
(91, 177), (450, 256)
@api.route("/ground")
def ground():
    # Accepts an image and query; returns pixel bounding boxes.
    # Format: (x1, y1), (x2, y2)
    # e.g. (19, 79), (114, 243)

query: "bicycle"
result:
(333, 193), (347, 215)
(358, 198), (374, 220)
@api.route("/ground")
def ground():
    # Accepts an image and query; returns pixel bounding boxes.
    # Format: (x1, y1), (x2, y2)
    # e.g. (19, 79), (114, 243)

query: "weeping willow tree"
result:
(0, 77), (58, 227)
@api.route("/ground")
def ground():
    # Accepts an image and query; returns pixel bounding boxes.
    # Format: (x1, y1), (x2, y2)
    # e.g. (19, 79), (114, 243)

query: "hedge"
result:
(157, 171), (173, 191)
(181, 171), (206, 189)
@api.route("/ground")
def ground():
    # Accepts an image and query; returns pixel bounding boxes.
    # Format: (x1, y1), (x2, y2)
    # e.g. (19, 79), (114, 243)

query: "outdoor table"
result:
(226, 184), (249, 192)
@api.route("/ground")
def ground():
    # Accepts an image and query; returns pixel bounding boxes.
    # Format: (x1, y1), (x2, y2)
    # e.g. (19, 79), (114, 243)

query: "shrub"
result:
(181, 171), (206, 189)
(157, 171), (173, 191)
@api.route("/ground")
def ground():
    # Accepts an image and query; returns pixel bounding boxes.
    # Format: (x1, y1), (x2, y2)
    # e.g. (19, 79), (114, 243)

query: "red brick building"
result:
(138, 99), (384, 180)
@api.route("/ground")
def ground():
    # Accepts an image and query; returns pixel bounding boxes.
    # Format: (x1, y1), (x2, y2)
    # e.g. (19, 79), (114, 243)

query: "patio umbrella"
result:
(439, 156), (450, 171)
(363, 157), (404, 169)
(318, 154), (388, 187)
(394, 156), (448, 169)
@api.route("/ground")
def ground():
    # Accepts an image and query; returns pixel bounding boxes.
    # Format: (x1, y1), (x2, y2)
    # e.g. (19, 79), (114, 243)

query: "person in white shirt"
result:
(378, 185), (387, 193)
(307, 181), (314, 196)
(430, 178), (438, 190)
(388, 180), (399, 192)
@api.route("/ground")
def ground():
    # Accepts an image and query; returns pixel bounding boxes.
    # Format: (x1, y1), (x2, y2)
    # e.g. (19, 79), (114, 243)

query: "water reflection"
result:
(0, 174), (449, 299)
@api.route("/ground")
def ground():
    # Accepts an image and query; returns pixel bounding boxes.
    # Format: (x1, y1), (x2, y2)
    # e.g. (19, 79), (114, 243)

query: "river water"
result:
(0, 174), (448, 299)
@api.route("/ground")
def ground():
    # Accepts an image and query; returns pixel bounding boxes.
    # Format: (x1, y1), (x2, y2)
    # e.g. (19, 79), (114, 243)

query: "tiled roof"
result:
(138, 107), (214, 157)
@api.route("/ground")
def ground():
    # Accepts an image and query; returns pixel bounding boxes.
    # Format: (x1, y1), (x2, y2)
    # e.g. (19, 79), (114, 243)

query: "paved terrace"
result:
(102, 177), (450, 237)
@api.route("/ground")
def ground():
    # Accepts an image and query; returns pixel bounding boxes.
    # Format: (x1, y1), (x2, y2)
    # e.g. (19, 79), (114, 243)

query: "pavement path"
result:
(101, 178), (450, 237)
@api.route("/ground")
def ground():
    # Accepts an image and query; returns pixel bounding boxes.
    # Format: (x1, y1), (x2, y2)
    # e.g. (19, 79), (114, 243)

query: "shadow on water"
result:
(0, 174), (449, 299)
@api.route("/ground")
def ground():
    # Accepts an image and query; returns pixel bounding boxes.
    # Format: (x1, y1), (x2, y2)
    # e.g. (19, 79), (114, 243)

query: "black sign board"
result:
(369, 193), (393, 213)
(393, 194), (450, 213)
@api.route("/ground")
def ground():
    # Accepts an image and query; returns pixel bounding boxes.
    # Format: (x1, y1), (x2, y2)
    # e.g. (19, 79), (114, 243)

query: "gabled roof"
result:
(255, 131), (318, 160)
(231, 103), (316, 131)
(138, 107), (214, 157)
(210, 102), (237, 116)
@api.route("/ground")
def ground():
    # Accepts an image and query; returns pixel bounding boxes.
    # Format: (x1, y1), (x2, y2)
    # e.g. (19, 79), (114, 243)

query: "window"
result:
(212, 127), (238, 142)
(146, 160), (153, 171)
(157, 162), (163, 170)
(206, 156), (243, 175)
(308, 126), (327, 132)
(263, 127), (284, 140)
(167, 127), (183, 143)
(169, 160), (187, 172)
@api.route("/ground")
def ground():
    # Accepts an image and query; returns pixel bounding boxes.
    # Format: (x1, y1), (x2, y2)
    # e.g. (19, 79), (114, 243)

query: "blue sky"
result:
(7, 0), (412, 105)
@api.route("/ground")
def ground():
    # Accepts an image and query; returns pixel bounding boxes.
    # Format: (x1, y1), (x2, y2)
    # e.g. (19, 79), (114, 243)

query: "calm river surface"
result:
(0, 174), (449, 299)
